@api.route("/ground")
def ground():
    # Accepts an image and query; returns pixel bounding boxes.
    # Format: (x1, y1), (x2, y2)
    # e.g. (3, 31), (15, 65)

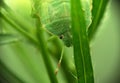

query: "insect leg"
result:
(55, 46), (64, 75)
(47, 35), (58, 42)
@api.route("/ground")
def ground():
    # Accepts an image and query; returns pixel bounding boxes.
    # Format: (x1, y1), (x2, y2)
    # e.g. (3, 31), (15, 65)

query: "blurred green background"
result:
(0, 0), (120, 83)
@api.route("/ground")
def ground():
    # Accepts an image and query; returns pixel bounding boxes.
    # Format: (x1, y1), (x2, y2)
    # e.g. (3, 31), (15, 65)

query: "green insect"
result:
(38, 0), (72, 47)
(31, 0), (72, 74)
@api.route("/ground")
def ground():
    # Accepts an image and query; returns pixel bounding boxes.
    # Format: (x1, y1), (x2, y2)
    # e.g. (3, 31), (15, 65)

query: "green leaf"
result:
(88, 0), (109, 40)
(71, 0), (94, 83)
(0, 33), (20, 45)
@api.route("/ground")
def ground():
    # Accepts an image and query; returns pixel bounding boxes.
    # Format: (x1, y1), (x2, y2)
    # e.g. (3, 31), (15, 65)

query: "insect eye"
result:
(59, 35), (64, 39)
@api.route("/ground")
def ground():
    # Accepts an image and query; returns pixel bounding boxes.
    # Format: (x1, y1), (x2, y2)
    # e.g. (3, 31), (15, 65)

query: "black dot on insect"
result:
(59, 35), (64, 39)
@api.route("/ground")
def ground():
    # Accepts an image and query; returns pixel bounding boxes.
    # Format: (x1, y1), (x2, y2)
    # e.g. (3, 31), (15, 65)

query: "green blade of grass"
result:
(34, 14), (58, 83)
(88, 0), (109, 41)
(31, 0), (58, 82)
(2, 5), (34, 32)
(0, 1), (38, 46)
(0, 33), (20, 45)
(0, 11), (38, 46)
(71, 0), (94, 83)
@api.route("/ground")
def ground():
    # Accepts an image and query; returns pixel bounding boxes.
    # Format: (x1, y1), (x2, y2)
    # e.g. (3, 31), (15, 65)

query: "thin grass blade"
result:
(88, 0), (109, 40)
(31, 0), (58, 83)
(71, 0), (94, 83)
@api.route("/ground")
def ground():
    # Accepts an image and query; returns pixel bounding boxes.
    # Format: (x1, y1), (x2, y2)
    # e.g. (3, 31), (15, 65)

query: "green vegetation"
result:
(0, 0), (119, 83)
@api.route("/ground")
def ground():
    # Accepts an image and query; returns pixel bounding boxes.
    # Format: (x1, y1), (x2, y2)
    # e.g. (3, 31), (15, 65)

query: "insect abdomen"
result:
(40, 0), (70, 28)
